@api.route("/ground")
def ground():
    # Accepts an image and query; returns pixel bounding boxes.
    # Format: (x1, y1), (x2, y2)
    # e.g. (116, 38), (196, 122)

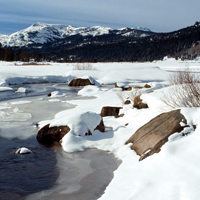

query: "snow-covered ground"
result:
(1, 58), (200, 200)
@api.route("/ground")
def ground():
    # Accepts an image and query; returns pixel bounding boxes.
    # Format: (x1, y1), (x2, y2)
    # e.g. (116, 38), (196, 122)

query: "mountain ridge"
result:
(1, 22), (200, 62)
(0, 22), (152, 48)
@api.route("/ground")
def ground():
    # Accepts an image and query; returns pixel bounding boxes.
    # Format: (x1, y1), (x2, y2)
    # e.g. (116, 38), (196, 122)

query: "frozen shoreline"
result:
(1, 59), (200, 200)
(0, 83), (121, 200)
(26, 148), (121, 200)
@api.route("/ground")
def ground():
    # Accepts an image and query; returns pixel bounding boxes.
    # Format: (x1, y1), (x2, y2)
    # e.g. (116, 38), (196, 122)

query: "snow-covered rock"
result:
(68, 76), (101, 87)
(48, 91), (66, 98)
(15, 87), (28, 93)
(15, 147), (32, 154)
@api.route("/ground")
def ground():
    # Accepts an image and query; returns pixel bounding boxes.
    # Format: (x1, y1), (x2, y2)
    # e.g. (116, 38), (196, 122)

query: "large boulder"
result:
(101, 106), (123, 118)
(37, 124), (70, 145)
(37, 112), (105, 145)
(125, 109), (187, 161)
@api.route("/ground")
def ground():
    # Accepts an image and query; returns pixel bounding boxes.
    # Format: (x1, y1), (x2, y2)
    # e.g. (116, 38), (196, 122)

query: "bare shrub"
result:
(73, 63), (94, 70)
(162, 68), (200, 108)
(115, 88), (140, 105)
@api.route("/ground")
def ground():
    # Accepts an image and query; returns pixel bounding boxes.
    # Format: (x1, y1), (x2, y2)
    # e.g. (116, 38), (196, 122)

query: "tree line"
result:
(0, 43), (42, 62)
(0, 22), (200, 62)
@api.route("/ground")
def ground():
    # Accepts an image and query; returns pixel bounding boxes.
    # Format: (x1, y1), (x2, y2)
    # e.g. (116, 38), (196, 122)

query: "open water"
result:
(0, 83), (120, 200)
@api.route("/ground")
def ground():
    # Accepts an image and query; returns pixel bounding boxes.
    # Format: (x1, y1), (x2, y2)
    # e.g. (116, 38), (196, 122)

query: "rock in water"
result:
(15, 87), (27, 93)
(37, 124), (70, 145)
(37, 112), (105, 145)
(125, 109), (187, 161)
(15, 147), (32, 154)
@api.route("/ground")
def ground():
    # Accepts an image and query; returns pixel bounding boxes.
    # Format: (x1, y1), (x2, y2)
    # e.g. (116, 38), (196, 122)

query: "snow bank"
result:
(0, 86), (13, 91)
(40, 77), (200, 200)
(2, 60), (200, 199)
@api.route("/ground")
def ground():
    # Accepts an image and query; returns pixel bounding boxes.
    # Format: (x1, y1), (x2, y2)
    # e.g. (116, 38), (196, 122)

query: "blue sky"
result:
(0, 0), (199, 35)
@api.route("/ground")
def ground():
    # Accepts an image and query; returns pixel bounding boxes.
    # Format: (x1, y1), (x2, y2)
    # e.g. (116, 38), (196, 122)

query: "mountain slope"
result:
(0, 22), (152, 48)
(43, 22), (200, 62)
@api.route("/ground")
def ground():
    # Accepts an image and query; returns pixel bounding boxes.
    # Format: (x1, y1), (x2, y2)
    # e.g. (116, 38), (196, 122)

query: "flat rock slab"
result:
(125, 109), (187, 161)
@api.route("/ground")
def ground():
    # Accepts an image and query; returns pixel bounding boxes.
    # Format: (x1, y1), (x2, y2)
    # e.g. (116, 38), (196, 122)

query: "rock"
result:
(37, 113), (105, 145)
(133, 95), (148, 109)
(94, 119), (105, 132)
(15, 87), (27, 93)
(114, 83), (119, 88)
(124, 100), (131, 105)
(101, 106), (122, 117)
(37, 124), (70, 145)
(122, 86), (132, 91)
(125, 109), (187, 161)
(144, 84), (151, 88)
(15, 147), (32, 154)
(68, 76), (101, 87)
(69, 78), (94, 86)
(84, 119), (105, 136)
(47, 91), (65, 98)
(114, 83), (132, 91)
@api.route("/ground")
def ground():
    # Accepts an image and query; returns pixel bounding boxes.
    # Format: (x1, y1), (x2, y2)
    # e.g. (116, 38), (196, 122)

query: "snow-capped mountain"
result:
(0, 22), (152, 47)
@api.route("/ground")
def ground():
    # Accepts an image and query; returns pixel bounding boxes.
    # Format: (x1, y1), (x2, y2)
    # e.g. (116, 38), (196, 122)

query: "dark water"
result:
(0, 83), (120, 200)
(0, 137), (58, 200)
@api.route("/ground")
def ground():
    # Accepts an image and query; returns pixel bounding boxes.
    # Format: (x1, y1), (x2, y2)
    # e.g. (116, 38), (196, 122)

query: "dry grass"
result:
(73, 63), (94, 70)
(15, 62), (50, 66)
(115, 88), (140, 105)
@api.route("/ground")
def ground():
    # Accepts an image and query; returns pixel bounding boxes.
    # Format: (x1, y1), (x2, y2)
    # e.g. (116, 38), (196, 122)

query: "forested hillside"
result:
(0, 22), (200, 62)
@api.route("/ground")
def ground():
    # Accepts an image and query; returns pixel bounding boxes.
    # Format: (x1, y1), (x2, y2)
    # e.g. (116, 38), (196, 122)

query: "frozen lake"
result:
(0, 83), (120, 200)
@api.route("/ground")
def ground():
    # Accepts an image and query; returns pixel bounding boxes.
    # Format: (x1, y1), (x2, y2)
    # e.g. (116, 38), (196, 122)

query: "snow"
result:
(11, 101), (31, 105)
(0, 23), (111, 47)
(0, 86), (13, 91)
(15, 87), (27, 93)
(0, 23), (151, 47)
(15, 147), (32, 154)
(1, 58), (200, 199)
(48, 91), (66, 98)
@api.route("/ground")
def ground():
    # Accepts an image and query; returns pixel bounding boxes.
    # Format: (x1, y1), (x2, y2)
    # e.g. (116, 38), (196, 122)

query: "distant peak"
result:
(32, 22), (46, 27)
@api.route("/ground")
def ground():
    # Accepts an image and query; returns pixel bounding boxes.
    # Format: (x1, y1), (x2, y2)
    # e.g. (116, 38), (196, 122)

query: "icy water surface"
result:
(0, 83), (120, 200)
